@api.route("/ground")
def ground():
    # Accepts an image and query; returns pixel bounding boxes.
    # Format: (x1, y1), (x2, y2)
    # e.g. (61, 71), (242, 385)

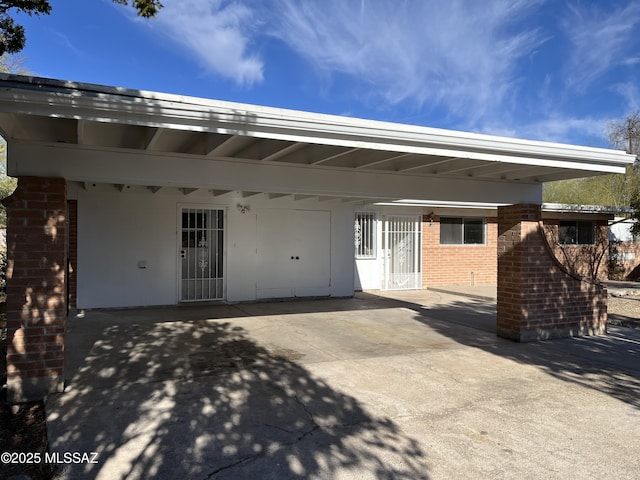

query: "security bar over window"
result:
(355, 212), (376, 259)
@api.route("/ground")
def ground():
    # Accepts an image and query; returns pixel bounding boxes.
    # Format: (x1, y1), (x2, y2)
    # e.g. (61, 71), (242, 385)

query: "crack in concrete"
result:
(202, 393), (321, 479)
(204, 454), (259, 479)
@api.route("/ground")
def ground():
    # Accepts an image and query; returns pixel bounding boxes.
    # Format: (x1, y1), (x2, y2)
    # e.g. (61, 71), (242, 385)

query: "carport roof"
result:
(0, 74), (635, 184)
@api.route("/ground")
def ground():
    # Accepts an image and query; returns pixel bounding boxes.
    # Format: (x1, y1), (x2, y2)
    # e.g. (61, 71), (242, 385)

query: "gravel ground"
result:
(607, 295), (640, 328)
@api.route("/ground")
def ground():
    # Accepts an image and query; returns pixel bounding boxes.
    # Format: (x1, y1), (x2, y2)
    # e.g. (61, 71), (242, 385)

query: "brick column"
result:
(497, 204), (607, 342)
(3, 176), (67, 402)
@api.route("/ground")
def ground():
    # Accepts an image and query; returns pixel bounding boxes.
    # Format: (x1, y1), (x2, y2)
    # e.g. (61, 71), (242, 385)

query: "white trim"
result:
(0, 74), (634, 174)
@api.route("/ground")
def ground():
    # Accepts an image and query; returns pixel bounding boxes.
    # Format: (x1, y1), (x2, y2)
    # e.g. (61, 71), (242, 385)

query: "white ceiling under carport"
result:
(0, 74), (634, 201)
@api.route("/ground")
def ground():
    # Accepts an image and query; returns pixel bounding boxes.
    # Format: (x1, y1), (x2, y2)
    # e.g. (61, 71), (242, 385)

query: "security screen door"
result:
(179, 208), (224, 301)
(382, 215), (421, 290)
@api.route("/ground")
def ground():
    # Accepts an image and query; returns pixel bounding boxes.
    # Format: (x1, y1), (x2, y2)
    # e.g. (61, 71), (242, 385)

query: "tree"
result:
(543, 110), (640, 207)
(610, 110), (640, 237)
(608, 110), (640, 155)
(0, 52), (25, 225)
(0, 141), (15, 226)
(0, 0), (163, 55)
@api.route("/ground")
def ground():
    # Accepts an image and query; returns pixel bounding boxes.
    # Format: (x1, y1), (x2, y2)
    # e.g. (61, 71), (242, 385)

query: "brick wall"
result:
(421, 214), (497, 287)
(542, 219), (609, 281)
(497, 204), (606, 342)
(422, 213), (609, 287)
(68, 200), (77, 309)
(3, 176), (67, 402)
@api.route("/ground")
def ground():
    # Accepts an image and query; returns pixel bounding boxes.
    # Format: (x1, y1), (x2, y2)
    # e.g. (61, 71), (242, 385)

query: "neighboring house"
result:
(0, 74), (635, 401)
(608, 213), (640, 279)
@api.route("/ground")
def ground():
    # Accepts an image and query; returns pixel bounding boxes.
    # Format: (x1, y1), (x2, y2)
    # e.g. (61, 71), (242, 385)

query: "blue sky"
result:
(13, 0), (640, 148)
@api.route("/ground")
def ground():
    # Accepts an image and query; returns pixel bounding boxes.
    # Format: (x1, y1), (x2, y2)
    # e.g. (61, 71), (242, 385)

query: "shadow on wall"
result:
(2, 177), (67, 402)
(497, 208), (607, 342)
(542, 220), (609, 281)
(49, 314), (430, 479)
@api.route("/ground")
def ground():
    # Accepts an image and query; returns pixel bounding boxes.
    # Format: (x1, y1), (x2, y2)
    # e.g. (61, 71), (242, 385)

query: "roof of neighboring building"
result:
(542, 203), (634, 215)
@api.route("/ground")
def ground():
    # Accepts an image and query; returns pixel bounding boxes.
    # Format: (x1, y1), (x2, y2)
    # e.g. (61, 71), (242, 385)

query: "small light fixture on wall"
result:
(237, 203), (250, 214)
(426, 211), (436, 227)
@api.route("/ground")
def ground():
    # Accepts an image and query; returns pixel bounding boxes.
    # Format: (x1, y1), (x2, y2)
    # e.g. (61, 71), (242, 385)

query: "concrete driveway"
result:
(47, 290), (640, 479)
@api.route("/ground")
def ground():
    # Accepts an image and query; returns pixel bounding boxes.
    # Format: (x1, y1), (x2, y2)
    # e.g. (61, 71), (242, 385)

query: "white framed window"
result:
(440, 217), (485, 245)
(559, 220), (595, 245)
(355, 212), (376, 258)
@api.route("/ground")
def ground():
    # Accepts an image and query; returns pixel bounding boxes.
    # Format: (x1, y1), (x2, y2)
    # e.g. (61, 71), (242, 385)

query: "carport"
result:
(0, 74), (635, 402)
(46, 290), (640, 479)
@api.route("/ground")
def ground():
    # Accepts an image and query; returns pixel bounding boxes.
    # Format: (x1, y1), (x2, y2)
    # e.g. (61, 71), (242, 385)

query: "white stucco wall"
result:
(354, 206), (427, 291)
(76, 187), (355, 308)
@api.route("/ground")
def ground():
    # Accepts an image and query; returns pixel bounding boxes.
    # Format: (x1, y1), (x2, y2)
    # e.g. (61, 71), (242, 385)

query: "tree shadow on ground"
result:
(48, 309), (430, 479)
(391, 295), (640, 411)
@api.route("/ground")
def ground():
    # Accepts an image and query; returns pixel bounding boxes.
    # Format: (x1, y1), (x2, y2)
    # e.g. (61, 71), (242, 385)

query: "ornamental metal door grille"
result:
(180, 208), (224, 301)
(382, 216), (421, 290)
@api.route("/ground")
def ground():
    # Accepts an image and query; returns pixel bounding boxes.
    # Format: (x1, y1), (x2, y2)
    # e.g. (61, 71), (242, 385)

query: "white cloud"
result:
(134, 0), (550, 122)
(612, 82), (640, 112)
(495, 116), (612, 145)
(268, 0), (548, 121)
(562, 2), (640, 89)
(154, 0), (264, 86)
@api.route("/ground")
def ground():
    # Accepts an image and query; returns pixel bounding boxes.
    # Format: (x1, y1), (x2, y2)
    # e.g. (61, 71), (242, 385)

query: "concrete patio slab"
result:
(46, 291), (640, 479)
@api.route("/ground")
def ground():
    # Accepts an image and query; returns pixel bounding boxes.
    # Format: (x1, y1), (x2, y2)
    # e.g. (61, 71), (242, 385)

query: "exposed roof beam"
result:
(241, 191), (262, 198)
(397, 157), (463, 173)
(210, 189), (233, 198)
(77, 119), (86, 145)
(294, 194), (315, 201)
(0, 112), (19, 139)
(311, 147), (360, 165)
(179, 187), (198, 195)
(262, 142), (305, 162)
(267, 192), (289, 200)
(144, 127), (164, 150)
(342, 198), (368, 204)
(317, 196), (343, 202)
(431, 160), (492, 176)
(147, 186), (162, 194)
(206, 135), (253, 157)
(466, 162), (540, 178)
(356, 152), (413, 169)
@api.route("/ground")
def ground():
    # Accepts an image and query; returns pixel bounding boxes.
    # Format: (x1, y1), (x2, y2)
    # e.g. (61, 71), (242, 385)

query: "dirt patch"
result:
(607, 296), (640, 329)
(0, 401), (54, 480)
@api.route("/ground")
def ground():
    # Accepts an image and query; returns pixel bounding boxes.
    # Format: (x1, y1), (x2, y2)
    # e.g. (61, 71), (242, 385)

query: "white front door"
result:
(179, 207), (225, 301)
(382, 215), (421, 290)
(256, 209), (331, 299)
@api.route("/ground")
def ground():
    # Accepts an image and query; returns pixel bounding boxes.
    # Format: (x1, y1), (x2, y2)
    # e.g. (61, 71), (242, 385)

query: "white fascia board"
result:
(376, 200), (630, 218)
(375, 200), (510, 209)
(0, 75), (634, 173)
